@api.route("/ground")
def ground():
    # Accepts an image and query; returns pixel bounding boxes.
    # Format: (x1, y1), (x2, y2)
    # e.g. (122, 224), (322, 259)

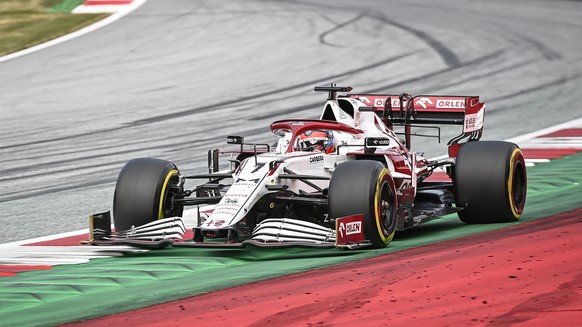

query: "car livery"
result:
(88, 85), (527, 250)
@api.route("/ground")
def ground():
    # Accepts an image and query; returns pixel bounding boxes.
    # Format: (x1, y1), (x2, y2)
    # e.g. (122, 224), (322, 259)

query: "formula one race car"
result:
(88, 85), (527, 249)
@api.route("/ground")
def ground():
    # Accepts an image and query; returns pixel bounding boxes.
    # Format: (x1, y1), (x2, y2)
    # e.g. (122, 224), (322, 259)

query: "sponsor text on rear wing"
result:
(349, 93), (484, 134)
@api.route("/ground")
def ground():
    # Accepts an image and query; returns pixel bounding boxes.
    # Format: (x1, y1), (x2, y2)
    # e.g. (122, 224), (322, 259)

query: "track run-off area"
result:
(1, 120), (581, 326)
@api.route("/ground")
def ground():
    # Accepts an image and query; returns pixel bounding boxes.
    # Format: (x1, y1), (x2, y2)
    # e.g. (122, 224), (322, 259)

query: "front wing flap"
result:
(86, 211), (185, 249)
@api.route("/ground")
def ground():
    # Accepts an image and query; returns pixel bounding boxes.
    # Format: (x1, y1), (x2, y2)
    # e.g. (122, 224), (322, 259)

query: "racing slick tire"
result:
(328, 160), (397, 248)
(113, 158), (183, 231)
(454, 141), (527, 224)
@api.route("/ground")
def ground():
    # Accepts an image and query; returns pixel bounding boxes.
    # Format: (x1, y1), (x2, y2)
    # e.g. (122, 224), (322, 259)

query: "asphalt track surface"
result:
(1, 0), (582, 243)
(1, 2), (582, 325)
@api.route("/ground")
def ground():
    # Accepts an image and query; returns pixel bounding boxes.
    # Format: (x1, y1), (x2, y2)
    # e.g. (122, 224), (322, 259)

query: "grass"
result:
(0, 0), (108, 56)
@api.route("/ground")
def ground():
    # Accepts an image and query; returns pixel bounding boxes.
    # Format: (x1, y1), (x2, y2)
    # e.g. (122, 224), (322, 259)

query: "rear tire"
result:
(328, 160), (397, 248)
(454, 141), (527, 223)
(113, 158), (183, 231)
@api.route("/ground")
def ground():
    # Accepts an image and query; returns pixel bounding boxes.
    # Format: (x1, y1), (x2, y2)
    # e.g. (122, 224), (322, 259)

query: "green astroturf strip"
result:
(50, 0), (86, 13)
(1, 153), (581, 326)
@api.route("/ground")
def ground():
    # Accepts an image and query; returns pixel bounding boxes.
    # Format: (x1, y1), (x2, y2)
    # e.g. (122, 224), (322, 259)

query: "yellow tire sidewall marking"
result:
(374, 168), (395, 245)
(158, 169), (178, 219)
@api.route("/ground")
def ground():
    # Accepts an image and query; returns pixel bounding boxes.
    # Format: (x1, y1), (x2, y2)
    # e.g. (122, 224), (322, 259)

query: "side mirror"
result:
(226, 136), (244, 144)
(365, 137), (391, 147)
(364, 137), (391, 154)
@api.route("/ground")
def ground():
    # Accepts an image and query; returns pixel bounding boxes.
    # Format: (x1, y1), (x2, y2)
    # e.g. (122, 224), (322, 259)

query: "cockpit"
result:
(270, 120), (362, 155)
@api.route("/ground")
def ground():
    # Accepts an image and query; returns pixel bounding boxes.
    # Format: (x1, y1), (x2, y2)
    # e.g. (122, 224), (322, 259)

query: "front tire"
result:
(454, 141), (527, 223)
(113, 158), (183, 231)
(328, 160), (397, 248)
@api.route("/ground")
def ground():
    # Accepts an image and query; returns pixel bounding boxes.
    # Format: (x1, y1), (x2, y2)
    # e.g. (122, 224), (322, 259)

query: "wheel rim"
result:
(158, 169), (182, 219)
(374, 168), (396, 246)
(508, 149), (527, 218)
(511, 160), (526, 210)
(379, 181), (395, 234)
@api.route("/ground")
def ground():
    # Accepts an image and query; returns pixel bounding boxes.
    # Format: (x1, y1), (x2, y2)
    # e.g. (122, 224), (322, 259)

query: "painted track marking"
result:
(0, 0), (147, 63)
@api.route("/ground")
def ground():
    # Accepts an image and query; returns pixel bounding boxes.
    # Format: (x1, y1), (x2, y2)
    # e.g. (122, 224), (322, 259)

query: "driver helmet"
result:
(299, 130), (335, 153)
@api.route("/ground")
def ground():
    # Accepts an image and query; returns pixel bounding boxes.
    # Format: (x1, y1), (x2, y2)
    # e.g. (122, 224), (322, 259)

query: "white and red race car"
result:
(89, 85), (527, 249)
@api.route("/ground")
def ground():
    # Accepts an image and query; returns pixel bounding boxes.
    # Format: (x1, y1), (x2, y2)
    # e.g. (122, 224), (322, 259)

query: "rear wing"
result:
(347, 94), (485, 134)
(314, 85), (485, 154)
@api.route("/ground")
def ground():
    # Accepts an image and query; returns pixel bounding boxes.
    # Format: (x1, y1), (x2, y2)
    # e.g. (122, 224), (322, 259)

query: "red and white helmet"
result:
(298, 130), (335, 153)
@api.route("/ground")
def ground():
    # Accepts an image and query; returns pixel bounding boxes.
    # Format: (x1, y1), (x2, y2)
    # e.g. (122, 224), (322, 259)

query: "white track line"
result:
(507, 117), (582, 144)
(0, 0), (147, 64)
